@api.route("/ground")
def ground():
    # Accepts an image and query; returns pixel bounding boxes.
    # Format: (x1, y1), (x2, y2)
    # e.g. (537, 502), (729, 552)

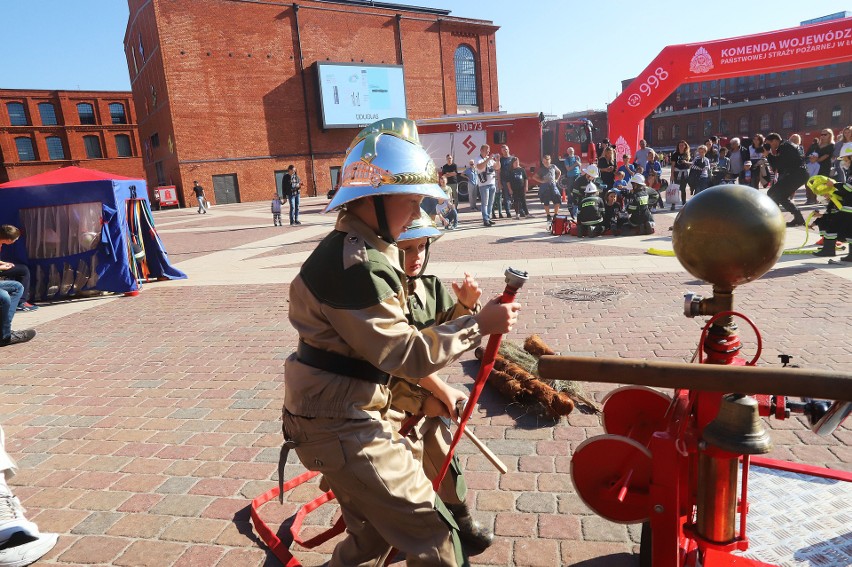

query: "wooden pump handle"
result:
(537, 355), (852, 402)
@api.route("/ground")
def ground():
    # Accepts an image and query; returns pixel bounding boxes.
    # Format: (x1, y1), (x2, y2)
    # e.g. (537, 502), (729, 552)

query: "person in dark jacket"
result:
(602, 190), (625, 235)
(766, 132), (808, 227)
(624, 175), (654, 235)
(577, 185), (605, 237)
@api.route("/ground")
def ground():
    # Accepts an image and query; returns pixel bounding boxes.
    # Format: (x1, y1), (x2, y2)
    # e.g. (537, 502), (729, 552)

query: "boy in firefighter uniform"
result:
(390, 210), (494, 555)
(577, 185), (605, 237)
(281, 118), (520, 567)
(571, 164), (600, 218)
(624, 173), (655, 235)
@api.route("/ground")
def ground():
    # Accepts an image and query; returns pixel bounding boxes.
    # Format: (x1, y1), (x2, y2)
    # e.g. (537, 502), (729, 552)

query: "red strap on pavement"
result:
(250, 470), (345, 567)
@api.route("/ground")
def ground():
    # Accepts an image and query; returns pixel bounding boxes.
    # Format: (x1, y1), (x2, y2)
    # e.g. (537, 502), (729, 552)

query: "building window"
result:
(150, 132), (160, 148)
(14, 137), (36, 161)
(657, 126), (664, 142)
(46, 136), (65, 160)
(155, 162), (166, 186)
(454, 45), (478, 107)
(687, 123), (696, 137)
(77, 103), (96, 125)
(703, 120), (713, 137)
(130, 47), (139, 74)
(151, 85), (157, 108)
(38, 103), (58, 126)
(739, 116), (749, 133)
(83, 135), (102, 159)
(493, 130), (507, 145)
(115, 134), (132, 157)
(7, 102), (28, 126)
(831, 106), (842, 125)
(782, 111), (793, 129)
(804, 108), (817, 127)
(109, 103), (127, 124)
(671, 124), (680, 140)
(760, 113), (770, 130)
(138, 33), (145, 62)
(720, 120), (729, 135)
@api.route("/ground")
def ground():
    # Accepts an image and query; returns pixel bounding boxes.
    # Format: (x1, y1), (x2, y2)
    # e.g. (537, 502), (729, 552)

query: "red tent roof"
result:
(0, 166), (140, 188)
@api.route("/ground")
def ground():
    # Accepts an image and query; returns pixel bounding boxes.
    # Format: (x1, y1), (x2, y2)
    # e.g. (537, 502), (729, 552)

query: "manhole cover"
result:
(549, 285), (626, 302)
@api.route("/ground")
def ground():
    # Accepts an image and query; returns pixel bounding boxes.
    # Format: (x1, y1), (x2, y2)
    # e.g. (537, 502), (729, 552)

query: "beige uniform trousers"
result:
(283, 411), (458, 567)
(387, 408), (465, 507)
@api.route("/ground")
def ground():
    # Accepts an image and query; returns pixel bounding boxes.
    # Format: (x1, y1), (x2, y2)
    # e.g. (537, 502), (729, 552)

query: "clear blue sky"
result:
(1, 1), (848, 116)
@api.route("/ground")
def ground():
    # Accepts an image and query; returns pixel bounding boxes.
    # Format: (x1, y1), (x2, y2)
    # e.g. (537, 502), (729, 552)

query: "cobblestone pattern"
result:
(1, 196), (849, 566)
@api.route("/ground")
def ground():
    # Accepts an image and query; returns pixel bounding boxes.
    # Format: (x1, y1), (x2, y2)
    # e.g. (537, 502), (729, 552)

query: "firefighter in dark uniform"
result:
(812, 144), (852, 262)
(576, 185), (605, 237)
(280, 118), (520, 566)
(391, 210), (494, 555)
(571, 164), (601, 218)
(624, 173), (655, 235)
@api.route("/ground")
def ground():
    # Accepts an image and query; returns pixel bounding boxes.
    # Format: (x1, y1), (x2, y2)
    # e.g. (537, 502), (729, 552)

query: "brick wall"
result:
(126, 0), (500, 205)
(0, 89), (143, 184)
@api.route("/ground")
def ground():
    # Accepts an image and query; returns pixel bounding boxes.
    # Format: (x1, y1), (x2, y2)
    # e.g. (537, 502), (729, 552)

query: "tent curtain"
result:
(18, 202), (101, 260)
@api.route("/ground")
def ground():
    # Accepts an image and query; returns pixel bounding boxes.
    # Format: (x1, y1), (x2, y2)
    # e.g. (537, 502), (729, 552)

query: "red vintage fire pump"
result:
(539, 185), (852, 567)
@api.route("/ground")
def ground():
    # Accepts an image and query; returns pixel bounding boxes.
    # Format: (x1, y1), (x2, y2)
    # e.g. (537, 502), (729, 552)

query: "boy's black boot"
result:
(446, 503), (493, 556)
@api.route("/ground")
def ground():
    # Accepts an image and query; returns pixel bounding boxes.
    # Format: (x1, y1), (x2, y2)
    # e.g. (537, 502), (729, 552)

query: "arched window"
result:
(831, 105), (842, 125)
(46, 136), (65, 160)
(115, 134), (132, 157)
(687, 123), (696, 138)
(454, 45), (478, 108)
(739, 116), (749, 134)
(671, 124), (680, 140)
(109, 103), (127, 124)
(14, 137), (36, 161)
(7, 102), (28, 126)
(77, 103), (96, 125)
(657, 126), (665, 143)
(703, 120), (713, 137)
(782, 112), (793, 129)
(760, 113), (770, 131)
(38, 103), (57, 126)
(83, 135), (102, 159)
(720, 120), (729, 135)
(804, 108), (817, 127)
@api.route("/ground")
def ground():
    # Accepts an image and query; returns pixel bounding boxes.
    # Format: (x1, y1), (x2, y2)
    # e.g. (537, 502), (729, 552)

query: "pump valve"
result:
(683, 291), (703, 318)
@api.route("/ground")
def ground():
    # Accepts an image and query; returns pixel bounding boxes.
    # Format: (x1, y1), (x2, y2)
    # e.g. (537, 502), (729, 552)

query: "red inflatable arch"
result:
(608, 17), (852, 158)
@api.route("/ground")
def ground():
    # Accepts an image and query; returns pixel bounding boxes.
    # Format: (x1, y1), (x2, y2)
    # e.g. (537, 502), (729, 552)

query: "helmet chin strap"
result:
(372, 196), (395, 244)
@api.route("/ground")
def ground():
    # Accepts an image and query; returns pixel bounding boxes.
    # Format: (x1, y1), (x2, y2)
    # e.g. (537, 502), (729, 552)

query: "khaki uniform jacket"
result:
(283, 211), (483, 420)
(389, 275), (479, 414)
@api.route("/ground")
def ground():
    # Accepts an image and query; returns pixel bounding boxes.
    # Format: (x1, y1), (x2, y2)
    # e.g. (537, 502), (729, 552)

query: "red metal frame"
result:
(575, 311), (851, 567)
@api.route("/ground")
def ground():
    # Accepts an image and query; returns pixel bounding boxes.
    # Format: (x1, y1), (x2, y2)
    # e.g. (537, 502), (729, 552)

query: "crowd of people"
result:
(429, 125), (852, 241)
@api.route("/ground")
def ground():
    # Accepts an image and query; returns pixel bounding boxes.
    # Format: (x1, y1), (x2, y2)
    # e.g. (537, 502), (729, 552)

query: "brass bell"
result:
(702, 394), (773, 455)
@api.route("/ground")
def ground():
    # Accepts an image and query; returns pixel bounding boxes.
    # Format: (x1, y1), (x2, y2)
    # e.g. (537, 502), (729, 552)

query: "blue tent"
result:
(0, 166), (186, 300)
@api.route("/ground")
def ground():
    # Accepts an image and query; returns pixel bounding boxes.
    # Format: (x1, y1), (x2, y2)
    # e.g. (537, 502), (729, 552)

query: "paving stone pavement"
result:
(1, 190), (850, 566)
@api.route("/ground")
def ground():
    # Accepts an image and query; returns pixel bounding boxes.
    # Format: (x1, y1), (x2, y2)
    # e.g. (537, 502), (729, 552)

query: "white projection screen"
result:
(316, 62), (407, 129)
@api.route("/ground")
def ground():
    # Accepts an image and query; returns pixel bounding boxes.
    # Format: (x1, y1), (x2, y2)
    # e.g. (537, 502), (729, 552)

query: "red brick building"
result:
(125, 0), (500, 206)
(0, 89), (142, 184)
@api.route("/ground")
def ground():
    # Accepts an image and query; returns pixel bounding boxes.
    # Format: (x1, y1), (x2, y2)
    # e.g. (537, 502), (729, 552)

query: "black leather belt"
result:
(296, 340), (390, 385)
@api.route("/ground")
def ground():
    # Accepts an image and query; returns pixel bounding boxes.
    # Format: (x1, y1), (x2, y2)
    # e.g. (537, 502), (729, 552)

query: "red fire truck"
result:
(416, 112), (596, 200)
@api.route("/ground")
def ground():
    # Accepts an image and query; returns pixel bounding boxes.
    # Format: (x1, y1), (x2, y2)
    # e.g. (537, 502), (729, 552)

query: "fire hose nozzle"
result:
(684, 291), (704, 318)
(504, 267), (529, 290)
